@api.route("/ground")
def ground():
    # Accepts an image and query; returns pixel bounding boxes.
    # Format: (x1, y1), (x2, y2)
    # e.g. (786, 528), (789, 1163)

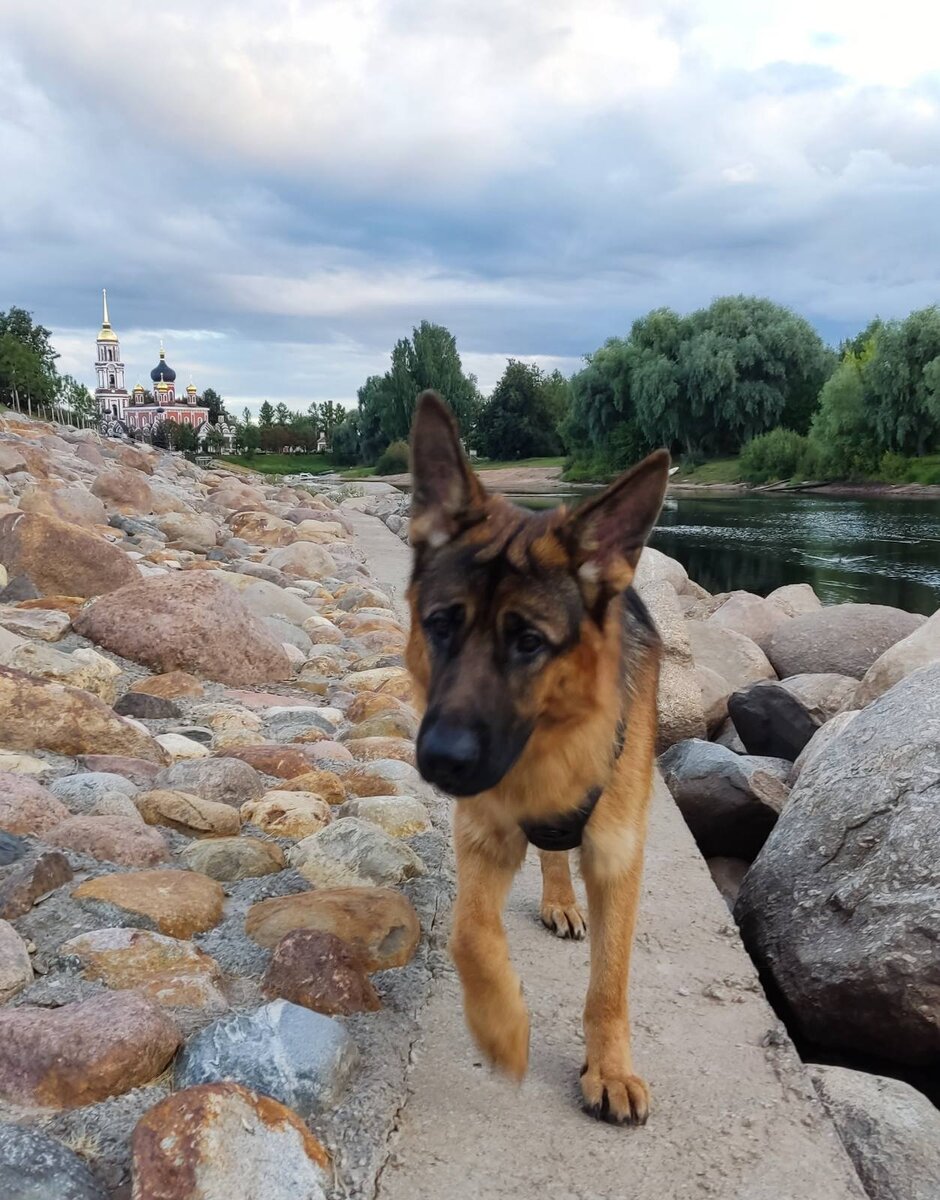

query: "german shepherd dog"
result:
(405, 391), (670, 1125)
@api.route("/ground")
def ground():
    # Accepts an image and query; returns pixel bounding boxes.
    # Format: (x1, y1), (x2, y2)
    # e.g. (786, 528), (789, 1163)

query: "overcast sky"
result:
(2, 0), (938, 414)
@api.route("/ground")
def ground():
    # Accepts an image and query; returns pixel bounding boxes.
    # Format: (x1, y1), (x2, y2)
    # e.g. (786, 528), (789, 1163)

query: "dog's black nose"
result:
(417, 718), (483, 795)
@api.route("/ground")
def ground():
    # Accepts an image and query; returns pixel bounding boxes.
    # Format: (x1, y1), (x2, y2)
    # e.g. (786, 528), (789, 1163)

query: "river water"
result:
(511, 491), (940, 616)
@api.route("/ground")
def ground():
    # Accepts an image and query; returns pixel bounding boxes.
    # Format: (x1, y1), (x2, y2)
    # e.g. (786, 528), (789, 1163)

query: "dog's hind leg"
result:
(538, 849), (587, 940)
(450, 806), (530, 1080)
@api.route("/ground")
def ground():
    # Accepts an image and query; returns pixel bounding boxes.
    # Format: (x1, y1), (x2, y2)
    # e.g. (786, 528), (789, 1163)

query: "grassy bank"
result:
(220, 453), (341, 477)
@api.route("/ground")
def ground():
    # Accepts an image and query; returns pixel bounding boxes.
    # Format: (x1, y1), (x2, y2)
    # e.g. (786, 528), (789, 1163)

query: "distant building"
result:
(94, 290), (214, 442)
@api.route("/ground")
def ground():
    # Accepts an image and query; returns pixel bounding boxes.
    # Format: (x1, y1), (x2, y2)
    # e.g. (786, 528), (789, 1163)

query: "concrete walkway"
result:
(346, 509), (866, 1200)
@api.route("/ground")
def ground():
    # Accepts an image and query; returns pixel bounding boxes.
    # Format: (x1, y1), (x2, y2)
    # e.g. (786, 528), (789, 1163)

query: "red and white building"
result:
(94, 290), (210, 439)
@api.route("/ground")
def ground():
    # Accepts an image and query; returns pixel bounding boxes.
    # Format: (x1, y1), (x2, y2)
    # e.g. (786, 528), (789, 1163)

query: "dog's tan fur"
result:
(405, 391), (668, 1124)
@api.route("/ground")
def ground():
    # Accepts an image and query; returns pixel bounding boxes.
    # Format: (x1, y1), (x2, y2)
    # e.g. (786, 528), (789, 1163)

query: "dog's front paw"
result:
(465, 982), (530, 1081)
(581, 1061), (650, 1126)
(540, 899), (587, 940)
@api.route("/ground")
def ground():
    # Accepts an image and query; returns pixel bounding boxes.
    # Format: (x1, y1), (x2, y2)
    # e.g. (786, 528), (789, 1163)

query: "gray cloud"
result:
(1, 0), (938, 412)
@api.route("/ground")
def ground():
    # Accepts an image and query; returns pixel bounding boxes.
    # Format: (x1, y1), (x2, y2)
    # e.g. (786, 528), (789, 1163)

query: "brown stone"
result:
(18, 483), (108, 529)
(262, 929), (380, 1014)
(130, 1082), (331, 1199)
(0, 511), (139, 597)
(344, 692), (410, 725)
(15, 594), (85, 618)
(342, 710), (418, 741)
(0, 666), (169, 763)
(134, 789), (241, 836)
(220, 744), (312, 779)
(342, 766), (406, 797)
(276, 770), (346, 805)
(47, 815), (170, 867)
(0, 992), (180, 1108)
(342, 736), (416, 765)
(0, 919), (33, 1001)
(228, 510), (297, 546)
(131, 671), (206, 700)
(180, 836), (286, 881)
(241, 792), (332, 839)
(90, 466), (156, 513)
(77, 754), (162, 786)
(0, 850), (73, 919)
(59, 927), (226, 1009)
(0, 772), (70, 835)
(296, 740), (354, 766)
(73, 573), (292, 685)
(73, 869), (224, 938)
(246, 886), (420, 970)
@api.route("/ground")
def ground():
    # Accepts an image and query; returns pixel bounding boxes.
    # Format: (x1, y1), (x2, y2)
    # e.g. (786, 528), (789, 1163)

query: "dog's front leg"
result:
(579, 829), (649, 1125)
(450, 807), (529, 1080)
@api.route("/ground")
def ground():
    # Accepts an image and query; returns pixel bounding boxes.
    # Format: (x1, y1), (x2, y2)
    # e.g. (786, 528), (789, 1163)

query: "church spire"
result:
(102, 288), (111, 329)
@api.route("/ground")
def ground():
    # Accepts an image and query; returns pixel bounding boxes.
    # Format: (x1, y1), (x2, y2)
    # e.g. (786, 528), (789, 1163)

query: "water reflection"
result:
(512, 492), (940, 616)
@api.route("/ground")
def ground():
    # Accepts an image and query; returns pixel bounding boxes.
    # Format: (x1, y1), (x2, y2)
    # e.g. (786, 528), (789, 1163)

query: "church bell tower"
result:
(94, 289), (129, 421)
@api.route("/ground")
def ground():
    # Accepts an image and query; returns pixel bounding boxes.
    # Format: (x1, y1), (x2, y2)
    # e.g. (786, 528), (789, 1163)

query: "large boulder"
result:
(735, 664), (940, 1068)
(73, 573), (292, 685)
(263, 542), (337, 580)
(0, 511), (138, 597)
(810, 1066), (940, 1200)
(854, 608), (940, 707)
(727, 680), (820, 761)
(766, 603), (924, 680)
(154, 511), (220, 552)
(635, 581), (706, 751)
(705, 591), (790, 653)
(686, 621), (776, 691)
(765, 583), (822, 617)
(90, 466), (156, 513)
(0, 666), (168, 763)
(659, 738), (790, 859)
(18, 483), (108, 529)
(130, 1083), (330, 1200)
(790, 710), (859, 782)
(777, 673), (859, 723)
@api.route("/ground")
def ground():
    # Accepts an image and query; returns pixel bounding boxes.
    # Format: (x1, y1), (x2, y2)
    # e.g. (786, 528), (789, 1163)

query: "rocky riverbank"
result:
(367, 479), (940, 1199)
(0, 412), (454, 1199)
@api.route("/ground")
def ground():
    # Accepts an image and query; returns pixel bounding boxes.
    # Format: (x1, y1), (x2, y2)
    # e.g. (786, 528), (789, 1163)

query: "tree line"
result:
(0, 307), (98, 424)
(4, 298), (939, 484)
(345, 300), (940, 484)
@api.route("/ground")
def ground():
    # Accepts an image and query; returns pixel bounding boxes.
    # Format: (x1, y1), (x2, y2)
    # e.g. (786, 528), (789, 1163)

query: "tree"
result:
(356, 322), (481, 462)
(274, 403), (291, 426)
(205, 426), (224, 455)
(57, 375), (97, 423)
(151, 421), (170, 449)
(202, 388), (224, 424)
(864, 307), (940, 456)
(331, 411), (361, 465)
(810, 350), (881, 479)
(242, 407), (253, 427)
(258, 401), (275, 427)
(176, 423), (198, 453)
(474, 360), (564, 460)
(0, 306), (60, 413)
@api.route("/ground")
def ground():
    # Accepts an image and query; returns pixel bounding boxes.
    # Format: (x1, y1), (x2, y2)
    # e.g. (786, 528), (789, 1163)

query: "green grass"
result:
(220, 453), (338, 476)
(670, 457), (743, 484)
(339, 466), (376, 480)
(474, 456), (565, 471)
(902, 454), (940, 485)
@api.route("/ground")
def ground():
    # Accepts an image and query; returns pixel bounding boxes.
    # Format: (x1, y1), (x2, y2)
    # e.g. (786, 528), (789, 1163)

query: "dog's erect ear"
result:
(409, 390), (487, 548)
(566, 449), (671, 593)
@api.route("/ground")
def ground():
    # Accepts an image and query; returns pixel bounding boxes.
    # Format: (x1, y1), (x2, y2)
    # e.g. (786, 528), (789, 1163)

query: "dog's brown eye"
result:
(515, 630), (545, 656)
(425, 606), (463, 643)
